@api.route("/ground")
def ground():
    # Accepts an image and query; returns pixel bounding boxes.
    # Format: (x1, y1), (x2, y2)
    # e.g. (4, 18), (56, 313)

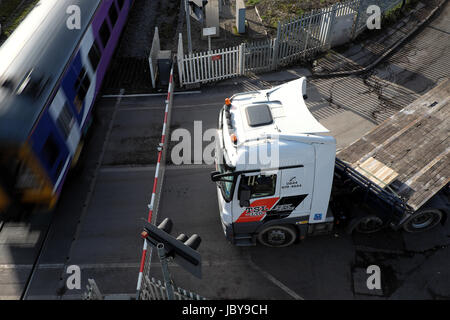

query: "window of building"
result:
(99, 20), (111, 48)
(239, 174), (277, 199)
(88, 40), (101, 71)
(73, 67), (91, 112)
(109, 3), (118, 27)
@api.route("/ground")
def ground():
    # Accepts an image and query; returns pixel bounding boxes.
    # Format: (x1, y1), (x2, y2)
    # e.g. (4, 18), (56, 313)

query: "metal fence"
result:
(140, 276), (206, 300)
(177, 34), (244, 85)
(176, 0), (403, 86)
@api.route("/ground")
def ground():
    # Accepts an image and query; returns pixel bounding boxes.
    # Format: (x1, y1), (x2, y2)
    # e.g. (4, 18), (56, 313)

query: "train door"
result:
(30, 111), (71, 191)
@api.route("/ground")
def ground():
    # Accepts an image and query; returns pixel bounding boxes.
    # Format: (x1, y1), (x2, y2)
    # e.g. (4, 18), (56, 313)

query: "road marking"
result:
(99, 164), (215, 173)
(247, 257), (304, 300)
(0, 264), (33, 270)
(100, 165), (157, 173)
(0, 260), (253, 270)
(114, 102), (220, 112)
(102, 91), (201, 98)
(0, 296), (22, 300)
(0, 263), (139, 270)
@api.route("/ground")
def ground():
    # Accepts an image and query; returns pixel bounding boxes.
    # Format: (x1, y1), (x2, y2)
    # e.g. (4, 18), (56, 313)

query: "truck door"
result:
(278, 165), (314, 217)
(232, 172), (280, 228)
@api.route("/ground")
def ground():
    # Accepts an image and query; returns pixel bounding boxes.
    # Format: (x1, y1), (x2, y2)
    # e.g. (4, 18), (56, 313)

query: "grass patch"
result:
(245, 0), (261, 6)
(1, 0), (40, 40)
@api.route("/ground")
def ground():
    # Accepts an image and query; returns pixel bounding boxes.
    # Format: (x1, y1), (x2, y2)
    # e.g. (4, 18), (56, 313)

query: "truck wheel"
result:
(402, 209), (443, 233)
(347, 215), (384, 234)
(257, 225), (297, 247)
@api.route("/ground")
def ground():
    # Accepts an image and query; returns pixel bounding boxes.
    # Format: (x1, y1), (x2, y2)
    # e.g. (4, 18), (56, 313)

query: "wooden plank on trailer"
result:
(338, 79), (450, 210)
(353, 157), (399, 188)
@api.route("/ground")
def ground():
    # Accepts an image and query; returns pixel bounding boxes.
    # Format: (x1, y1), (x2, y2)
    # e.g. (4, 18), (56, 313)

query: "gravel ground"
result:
(116, 0), (181, 58)
(103, 0), (182, 93)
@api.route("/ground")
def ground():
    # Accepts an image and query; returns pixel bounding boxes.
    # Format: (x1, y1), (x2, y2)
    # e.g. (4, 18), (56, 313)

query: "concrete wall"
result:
(330, 12), (356, 47)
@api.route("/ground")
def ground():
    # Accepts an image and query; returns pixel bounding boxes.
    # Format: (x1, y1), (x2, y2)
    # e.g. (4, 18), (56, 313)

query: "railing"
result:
(334, 158), (413, 224)
(140, 276), (206, 300)
(177, 36), (244, 86)
(176, 0), (404, 87)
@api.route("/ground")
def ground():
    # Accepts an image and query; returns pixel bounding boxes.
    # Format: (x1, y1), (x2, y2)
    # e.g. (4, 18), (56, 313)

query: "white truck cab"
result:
(211, 78), (337, 247)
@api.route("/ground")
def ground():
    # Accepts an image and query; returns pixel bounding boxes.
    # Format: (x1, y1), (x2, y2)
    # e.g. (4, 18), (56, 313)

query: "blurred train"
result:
(0, 0), (134, 215)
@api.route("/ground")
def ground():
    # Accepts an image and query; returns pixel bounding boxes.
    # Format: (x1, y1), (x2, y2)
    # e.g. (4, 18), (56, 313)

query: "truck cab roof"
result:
(221, 78), (335, 171)
(230, 77), (329, 141)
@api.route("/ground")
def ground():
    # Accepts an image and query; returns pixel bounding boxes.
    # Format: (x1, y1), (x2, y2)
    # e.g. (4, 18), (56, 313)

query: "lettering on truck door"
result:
(278, 166), (314, 217)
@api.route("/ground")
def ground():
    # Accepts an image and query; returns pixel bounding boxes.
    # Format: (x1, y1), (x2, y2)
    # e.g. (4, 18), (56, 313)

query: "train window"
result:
(117, 0), (125, 10)
(42, 135), (59, 170)
(57, 103), (75, 139)
(74, 68), (91, 112)
(88, 40), (101, 71)
(99, 20), (111, 48)
(109, 3), (118, 27)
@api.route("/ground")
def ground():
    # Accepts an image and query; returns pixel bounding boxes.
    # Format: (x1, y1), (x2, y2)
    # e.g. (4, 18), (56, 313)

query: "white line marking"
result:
(0, 259), (269, 271)
(115, 102), (220, 112)
(0, 264), (33, 270)
(0, 262), (140, 270)
(102, 91), (201, 98)
(99, 164), (215, 173)
(100, 165), (156, 173)
(247, 257), (304, 300)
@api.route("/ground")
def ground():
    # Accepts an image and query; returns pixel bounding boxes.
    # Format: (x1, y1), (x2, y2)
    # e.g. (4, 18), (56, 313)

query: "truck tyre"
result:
(257, 225), (297, 247)
(402, 209), (443, 233)
(346, 214), (384, 234)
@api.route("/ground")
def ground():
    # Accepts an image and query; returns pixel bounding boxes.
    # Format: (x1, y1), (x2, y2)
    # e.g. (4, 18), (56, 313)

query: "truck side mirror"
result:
(210, 171), (220, 182)
(239, 187), (251, 207)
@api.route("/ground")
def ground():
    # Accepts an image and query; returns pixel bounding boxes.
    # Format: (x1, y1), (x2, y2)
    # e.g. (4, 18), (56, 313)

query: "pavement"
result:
(312, 0), (447, 77)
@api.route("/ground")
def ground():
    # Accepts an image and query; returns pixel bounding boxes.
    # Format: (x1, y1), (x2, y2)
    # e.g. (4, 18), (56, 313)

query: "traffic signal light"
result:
(142, 218), (202, 278)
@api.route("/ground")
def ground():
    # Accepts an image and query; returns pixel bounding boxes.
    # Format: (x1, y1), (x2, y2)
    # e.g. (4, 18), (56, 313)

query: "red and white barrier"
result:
(136, 66), (175, 294)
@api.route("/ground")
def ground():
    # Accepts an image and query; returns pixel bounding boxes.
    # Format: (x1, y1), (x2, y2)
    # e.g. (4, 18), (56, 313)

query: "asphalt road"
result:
(0, 1), (448, 300)
(150, 3), (450, 299)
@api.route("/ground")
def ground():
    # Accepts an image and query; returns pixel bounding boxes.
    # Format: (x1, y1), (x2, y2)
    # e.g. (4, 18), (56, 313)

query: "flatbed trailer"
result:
(335, 79), (449, 233)
(211, 78), (449, 247)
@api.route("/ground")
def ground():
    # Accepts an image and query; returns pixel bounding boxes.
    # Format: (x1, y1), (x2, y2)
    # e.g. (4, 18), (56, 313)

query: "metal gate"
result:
(140, 276), (206, 300)
(175, 0), (405, 87)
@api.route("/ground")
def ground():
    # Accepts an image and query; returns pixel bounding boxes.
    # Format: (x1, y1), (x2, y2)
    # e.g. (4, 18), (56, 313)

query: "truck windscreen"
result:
(218, 157), (235, 202)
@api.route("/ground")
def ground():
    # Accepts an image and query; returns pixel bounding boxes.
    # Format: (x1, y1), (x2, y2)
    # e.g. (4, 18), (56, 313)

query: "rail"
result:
(334, 157), (413, 225)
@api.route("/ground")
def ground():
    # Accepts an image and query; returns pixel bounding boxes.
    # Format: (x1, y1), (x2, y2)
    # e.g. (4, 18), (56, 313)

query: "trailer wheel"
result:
(402, 209), (443, 233)
(257, 225), (297, 247)
(347, 214), (384, 234)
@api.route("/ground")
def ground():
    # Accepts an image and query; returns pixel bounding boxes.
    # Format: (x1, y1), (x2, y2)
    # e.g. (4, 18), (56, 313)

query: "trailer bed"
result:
(337, 79), (450, 211)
